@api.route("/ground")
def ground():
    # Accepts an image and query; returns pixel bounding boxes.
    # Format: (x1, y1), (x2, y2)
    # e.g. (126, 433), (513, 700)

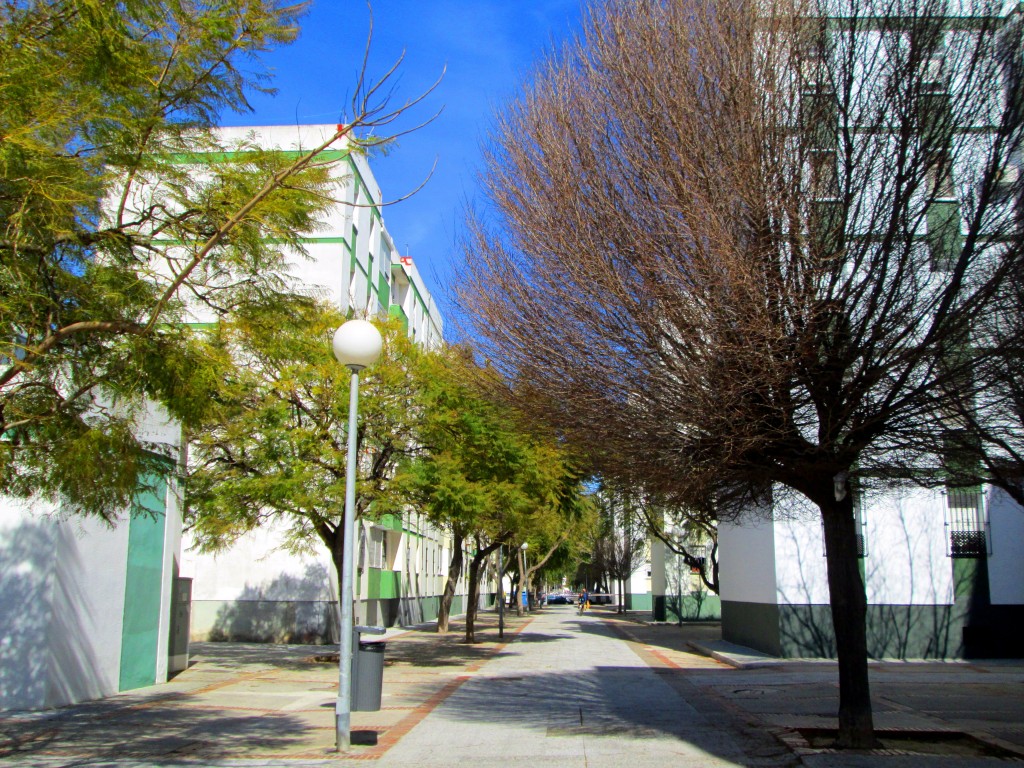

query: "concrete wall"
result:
(720, 514), (778, 604)
(721, 513), (782, 654)
(1, 484), (181, 710)
(987, 487), (1024, 605)
(722, 485), (1024, 659)
(1, 403), (183, 711)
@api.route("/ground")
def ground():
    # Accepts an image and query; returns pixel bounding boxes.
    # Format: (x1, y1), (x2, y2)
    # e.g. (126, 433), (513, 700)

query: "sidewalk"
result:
(0, 610), (532, 766)
(1, 607), (1022, 766)
(607, 612), (1024, 767)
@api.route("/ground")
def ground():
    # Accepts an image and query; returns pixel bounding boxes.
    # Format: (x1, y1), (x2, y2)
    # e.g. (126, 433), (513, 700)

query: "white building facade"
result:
(179, 125), (464, 642)
(718, 0), (1024, 659)
(0, 404), (187, 710)
(720, 484), (1024, 658)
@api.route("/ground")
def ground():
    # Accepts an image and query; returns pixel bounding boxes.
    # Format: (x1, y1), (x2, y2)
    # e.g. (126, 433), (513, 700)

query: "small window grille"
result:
(944, 487), (990, 557)
(368, 527), (386, 569)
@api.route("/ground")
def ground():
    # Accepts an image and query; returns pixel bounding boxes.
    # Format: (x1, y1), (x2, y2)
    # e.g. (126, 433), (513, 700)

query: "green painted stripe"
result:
(167, 149), (351, 164)
(379, 513), (402, 531)
(119, 473), (167, 691)
(150, 235), (352, 247)
(166, 149), (383, 220)
(367, 569), (400, 600)
(389, 304), (409, 333)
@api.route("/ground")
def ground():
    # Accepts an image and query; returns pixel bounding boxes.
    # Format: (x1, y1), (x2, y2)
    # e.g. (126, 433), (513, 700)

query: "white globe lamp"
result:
(332, 319), (383, 371)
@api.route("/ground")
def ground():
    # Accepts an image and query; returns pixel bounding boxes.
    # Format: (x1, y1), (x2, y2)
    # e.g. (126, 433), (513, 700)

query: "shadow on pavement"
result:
(0, 694), (317, 761)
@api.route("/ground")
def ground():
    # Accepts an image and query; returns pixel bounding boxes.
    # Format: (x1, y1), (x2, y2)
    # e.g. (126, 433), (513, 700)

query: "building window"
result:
(993, 150), (1021, 206)
(944, 487), (990, 558)
(367, 527), (386, 569)
(927, 199), (962, 272)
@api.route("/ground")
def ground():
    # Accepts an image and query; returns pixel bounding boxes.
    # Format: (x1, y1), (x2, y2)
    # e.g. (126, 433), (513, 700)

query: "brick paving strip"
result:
(0, 611), (536, 765)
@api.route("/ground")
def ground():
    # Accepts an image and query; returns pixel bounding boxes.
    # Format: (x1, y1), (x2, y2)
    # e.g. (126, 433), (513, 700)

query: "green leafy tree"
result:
(0, 0), (435, 519)
(186, 310), (426, 596)
(401, 349), (595, 640)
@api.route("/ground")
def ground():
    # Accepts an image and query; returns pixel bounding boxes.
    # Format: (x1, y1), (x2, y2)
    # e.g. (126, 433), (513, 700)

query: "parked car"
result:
(546, 594), (571, 605)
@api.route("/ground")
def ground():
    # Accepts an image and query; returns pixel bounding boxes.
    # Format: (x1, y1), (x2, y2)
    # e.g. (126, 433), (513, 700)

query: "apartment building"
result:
(179, 124), (460, 643)
(717, 1), (1024, 659)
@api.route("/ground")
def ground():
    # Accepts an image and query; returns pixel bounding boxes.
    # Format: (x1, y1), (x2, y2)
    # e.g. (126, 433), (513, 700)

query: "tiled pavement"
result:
(2, 608), (1023, 767)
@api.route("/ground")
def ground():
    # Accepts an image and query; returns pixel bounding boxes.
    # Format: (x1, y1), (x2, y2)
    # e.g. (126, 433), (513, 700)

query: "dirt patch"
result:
(795, 728), (1022, 758)
(304, 654), (340, 663)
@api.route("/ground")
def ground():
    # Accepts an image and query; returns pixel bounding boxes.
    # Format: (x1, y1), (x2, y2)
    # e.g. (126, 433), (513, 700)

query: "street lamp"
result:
(332, 319), (383, 752)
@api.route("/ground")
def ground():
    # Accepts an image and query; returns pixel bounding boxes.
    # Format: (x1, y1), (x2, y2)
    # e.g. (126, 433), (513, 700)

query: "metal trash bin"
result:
(351, 625), (386, 712)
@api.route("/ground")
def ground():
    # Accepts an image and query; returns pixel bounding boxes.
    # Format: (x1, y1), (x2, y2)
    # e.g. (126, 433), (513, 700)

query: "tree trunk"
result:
(317, 523), (346, 644)
(465, 538), (503, 643)
(820, 495), (880, 749)
(523, 532), (568, 610)
(436, 531), (465, 634)
(465, 554), (482, 643)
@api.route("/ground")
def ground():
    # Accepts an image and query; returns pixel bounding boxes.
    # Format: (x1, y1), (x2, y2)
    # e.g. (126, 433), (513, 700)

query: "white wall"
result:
(864, 487), (953, 606)
(719, 515), (778, 604)
(1, 400), (182, 710)
(181, 521), (335, 603)
(0, 498), (58, 710)
(47, 515), (130, 707)
(987, 487), (1024, 604)
(774, 513), (831, 605)
(747, 487), (955, 609)
(1, 500), (131, 710)
(649, 537), (666, 597)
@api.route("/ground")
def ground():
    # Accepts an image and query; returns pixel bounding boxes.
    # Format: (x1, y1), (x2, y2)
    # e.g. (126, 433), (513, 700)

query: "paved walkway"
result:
(372, 607), (791, 768)
(2, 607), (1023, 767)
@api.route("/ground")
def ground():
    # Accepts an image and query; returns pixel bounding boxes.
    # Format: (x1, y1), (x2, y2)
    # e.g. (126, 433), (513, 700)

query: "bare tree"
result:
(949, 233), (1024, 505)
(456, 0), (1023, 748)
(638, 495), (720, 595)
(593, 485), (648, 613)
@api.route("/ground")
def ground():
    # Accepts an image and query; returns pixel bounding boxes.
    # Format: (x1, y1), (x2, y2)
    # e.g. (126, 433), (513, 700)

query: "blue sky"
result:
(221, 1), (585, 315)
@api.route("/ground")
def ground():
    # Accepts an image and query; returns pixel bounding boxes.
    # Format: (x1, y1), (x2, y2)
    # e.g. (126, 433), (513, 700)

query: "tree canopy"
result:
(0, 0), (436, 519)
(186, 310), (427, 585)
(399, 347), (596, 636)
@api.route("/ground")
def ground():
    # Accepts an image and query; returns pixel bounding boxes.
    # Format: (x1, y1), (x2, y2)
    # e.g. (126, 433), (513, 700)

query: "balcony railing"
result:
(943, 487), (991, 558)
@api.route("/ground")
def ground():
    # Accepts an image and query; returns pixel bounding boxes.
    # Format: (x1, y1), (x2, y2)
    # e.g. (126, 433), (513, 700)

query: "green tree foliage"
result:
(186, 311), (426, 590)
(0, 0), (434, 519)
(401, 349), (596, 638)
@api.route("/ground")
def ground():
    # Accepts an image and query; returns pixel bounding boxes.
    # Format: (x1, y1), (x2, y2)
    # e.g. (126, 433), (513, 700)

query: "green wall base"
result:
(663, 594), (721, 623)
(722, 599), (1024, 659)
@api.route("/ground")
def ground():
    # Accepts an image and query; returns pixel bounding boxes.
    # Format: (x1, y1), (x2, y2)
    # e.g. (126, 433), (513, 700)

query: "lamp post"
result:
(497, 545), (504, 640)
(332, 319), (383, 753)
